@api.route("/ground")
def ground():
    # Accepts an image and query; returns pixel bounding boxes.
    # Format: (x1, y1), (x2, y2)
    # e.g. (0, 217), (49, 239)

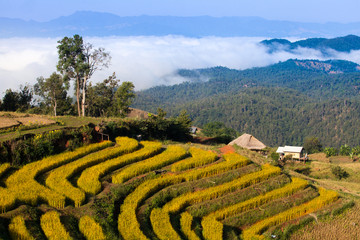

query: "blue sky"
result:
(1, 0), (360, 23)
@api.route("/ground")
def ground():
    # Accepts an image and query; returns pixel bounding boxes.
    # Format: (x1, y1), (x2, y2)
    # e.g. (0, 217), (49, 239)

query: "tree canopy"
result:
(56, 34), (111, 117)
(303, 136), (322, 154)
(115, 81), (136, 117)
(34, 72), (70, 116)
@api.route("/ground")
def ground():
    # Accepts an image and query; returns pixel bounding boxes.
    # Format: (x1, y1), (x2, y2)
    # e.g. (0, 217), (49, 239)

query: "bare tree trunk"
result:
(53, 90), (57, 117)
(76, 77), (81, 117)
(54, 99), (57, 117)
(81, 76), (88, 117)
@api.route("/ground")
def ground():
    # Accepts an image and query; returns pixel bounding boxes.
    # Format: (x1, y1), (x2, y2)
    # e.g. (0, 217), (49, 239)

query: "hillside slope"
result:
(133, 59), (360, 147)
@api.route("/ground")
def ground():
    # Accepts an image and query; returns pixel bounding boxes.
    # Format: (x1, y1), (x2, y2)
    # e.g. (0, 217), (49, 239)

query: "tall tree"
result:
(81, 43), (111, 117)
(115, 81), (135, 117)
(34, 72), (69, 116)
(57, 35), (110, 117)
(57, 35), (86, 116)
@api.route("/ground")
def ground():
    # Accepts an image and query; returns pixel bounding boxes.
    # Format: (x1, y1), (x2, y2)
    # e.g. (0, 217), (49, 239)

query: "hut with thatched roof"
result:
(228, 133), (266, 151)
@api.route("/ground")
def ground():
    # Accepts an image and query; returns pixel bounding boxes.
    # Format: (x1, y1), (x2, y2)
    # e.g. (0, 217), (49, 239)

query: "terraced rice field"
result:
(0, 136), (339, 239)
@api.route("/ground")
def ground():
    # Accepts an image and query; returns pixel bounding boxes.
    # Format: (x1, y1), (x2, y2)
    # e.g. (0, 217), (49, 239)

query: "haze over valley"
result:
(2, 31), (360, 94)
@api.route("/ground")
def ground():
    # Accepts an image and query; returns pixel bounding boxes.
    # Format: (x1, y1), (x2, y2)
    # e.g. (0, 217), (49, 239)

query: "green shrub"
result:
(351, 146), (360, 155)
(331, 166), (349, 179)
(270, 152), (279, 161)
(340, 144), (351, 156)
(324, 147), (338, 157)
(294, 166), (311, 176)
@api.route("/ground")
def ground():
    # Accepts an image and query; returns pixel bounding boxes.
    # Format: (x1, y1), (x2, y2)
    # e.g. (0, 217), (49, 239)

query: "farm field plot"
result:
(0, 112), (57, 129)
(0, 136), (341, 239)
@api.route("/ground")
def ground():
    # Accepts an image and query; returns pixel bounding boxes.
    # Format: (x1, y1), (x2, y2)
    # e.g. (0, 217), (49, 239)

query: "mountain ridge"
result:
(261, 35), (360, 53)
(2, 11), (360, 37)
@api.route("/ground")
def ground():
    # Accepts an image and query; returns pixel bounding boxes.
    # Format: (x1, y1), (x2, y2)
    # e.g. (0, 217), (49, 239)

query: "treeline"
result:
(0, 74), (135, 118)
(0, 34), (135, 118)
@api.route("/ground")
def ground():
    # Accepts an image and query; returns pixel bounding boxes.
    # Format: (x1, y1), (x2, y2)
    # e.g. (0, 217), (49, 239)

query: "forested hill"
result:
(132, 59), (360, 147)
(261, 35), (360, 53)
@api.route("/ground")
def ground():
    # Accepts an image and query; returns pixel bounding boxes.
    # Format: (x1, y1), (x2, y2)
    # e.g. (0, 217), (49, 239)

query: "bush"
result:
(270, 152), (279, 161)
(351, 146), (360, 155)
(324, 147), (338, 157)
(294, 166), (311, 176)
(331, 166), (349, 179)
(340, 144), (351, 156)
(0, 124), (105, 166)
(5, 130), (64, 165)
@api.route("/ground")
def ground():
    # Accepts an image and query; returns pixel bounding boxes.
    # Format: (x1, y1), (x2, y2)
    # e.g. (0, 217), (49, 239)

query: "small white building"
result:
(276, 146), (304, 159)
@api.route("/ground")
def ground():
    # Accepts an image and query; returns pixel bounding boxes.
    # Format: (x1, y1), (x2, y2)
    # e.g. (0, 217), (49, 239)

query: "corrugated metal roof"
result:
(283, 146), (303, 153)
(276, 147), (285, 153)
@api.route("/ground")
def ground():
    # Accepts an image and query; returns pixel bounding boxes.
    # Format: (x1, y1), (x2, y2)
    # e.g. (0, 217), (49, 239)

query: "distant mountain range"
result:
(2, 11), (360, 38)
(133, 59), (360, 147)
(261, 35), (360, 54)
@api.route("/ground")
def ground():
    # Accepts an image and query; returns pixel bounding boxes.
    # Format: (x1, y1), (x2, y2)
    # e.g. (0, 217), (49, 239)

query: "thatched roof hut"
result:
(228, 133), (266, 151)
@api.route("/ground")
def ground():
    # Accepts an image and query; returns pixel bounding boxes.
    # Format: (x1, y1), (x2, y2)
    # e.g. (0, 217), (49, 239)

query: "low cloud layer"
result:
(1, 36), (360, 96)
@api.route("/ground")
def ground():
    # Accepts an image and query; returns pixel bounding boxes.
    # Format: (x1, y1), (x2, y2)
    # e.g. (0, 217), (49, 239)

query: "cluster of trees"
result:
(324, 144), (360, 158)
(0, 85), (33, 112)
(1, 34), (135, 117)
(302, 136), (360, 160)
(201, 121), (237, 143)
(104, 108), (192, 142)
